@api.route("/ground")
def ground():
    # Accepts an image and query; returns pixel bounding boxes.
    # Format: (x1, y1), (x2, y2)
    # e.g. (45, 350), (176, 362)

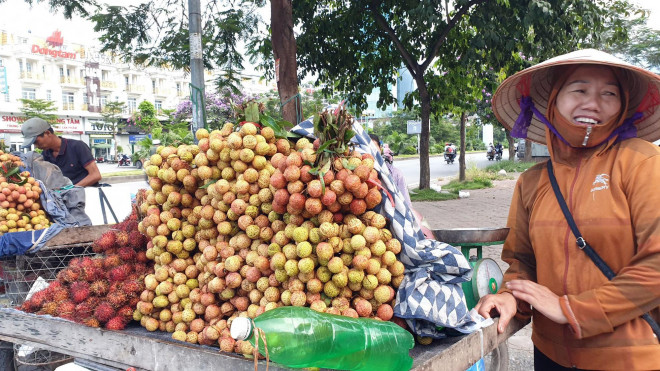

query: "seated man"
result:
(21, 118), (102, 187)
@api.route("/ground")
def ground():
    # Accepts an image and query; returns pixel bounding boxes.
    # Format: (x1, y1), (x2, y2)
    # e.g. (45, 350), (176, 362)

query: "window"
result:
(125, 76), (129, 87)
(25, 62), (32, 73)
(176, 83), (180, 95)
(59, 67), (64, 77)
(152, 80), (156, 93)
(22, 88), (36, 100)
(18, 61), (23, 73)
(42, 65), (46, 75)
(101, 96), (108, 108)
(155, 100), (162, 111)
(102, 71), (108, 81)
(127, 98), (136, 113)
(46, 90), (52, 101)
(62, 92), (74, 110)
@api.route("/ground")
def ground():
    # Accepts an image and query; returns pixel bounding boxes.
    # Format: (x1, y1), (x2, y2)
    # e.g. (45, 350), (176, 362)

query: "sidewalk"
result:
(413, 174), (534, 370)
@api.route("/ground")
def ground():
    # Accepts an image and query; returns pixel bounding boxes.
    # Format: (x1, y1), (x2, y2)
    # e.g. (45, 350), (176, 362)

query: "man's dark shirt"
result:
(42, 137), (95, 185)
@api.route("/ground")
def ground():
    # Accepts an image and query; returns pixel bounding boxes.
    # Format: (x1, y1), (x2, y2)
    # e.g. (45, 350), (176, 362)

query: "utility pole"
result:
(188, 0), (206, 131)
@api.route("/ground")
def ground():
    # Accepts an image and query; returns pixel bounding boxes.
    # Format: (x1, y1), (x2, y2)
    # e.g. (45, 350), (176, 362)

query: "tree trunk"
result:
(459, 112), (467, 181)
(524, 138), (533, 162)
(416, 78), (431, 189)
(271, 0), (302, 125)
(506, 131), (515, 161)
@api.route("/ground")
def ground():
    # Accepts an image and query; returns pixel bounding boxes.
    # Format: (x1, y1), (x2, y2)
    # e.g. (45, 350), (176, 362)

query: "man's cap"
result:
(21, 118), (51, 148)
(491, 49), (660, 144)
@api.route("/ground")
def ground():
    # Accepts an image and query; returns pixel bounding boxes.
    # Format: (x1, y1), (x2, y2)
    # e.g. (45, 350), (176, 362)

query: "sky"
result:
(0, 0), (658, 63)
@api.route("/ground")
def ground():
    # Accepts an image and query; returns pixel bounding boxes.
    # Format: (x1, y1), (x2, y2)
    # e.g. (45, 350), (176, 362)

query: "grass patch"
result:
(485, 160), (536, 173)
(102, 170), (145, 177)
(409, 188), (458, 201)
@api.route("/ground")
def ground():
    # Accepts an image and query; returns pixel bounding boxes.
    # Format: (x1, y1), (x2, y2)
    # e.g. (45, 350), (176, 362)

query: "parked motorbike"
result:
(118, 155), (131, 167)
(444, 151), (456, 164)
(95, 157), (105, 163)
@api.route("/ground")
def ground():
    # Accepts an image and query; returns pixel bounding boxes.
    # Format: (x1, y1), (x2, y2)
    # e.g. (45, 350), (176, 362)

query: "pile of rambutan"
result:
(19, 207), (153, 331)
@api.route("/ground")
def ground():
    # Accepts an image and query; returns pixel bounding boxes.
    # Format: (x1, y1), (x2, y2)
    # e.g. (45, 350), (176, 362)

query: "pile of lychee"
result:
(136, 113), (407, 357)
(19, 210), (152, 330)
(0, 155), (51, 235)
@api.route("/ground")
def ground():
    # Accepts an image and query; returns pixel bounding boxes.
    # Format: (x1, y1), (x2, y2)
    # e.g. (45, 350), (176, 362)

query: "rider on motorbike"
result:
(494, 142), (503, 159)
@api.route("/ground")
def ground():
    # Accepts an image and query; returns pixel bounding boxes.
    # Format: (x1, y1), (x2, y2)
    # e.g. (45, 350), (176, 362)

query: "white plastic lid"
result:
(230, 317), (253, 340)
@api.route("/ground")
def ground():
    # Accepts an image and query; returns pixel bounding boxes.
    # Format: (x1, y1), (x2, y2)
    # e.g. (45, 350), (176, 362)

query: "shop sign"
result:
(31, 30), (77, 60)
(93, 138), (108, 144)
(129, 134), (150, 144)
(0, 113), (83, 134)
(86, 119), (115, 133)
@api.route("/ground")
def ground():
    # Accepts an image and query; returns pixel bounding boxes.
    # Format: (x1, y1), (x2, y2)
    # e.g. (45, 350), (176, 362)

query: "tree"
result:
(101, 101), (126, 158)
(284, 0), (636, 189)
(130, 101), (161, 133)
(19, 99), (58, 124)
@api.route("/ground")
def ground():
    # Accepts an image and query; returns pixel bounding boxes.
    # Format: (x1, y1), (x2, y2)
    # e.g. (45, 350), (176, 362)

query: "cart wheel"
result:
(484, 342), (509, 371)
(134, 160), (143, 169)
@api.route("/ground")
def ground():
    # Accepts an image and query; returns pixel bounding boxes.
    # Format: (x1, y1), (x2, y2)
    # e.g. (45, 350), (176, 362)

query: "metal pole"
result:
(188, 0), (206, 132)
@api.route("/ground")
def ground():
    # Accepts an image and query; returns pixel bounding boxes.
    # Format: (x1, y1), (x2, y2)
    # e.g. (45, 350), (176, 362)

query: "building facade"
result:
(0, 29), (274, 159)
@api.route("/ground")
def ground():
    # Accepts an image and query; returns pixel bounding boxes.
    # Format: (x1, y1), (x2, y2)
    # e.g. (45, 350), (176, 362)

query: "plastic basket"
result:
(0, 244), (95, 307)
(14, 343), (73, 371)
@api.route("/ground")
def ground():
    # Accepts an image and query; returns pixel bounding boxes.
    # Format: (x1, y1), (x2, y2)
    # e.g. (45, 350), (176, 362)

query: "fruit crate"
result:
(0, 244), (95, 307)
(0, 225), (110, 308)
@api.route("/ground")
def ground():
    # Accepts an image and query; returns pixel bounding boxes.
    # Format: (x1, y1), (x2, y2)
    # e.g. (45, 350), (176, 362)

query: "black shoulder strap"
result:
(546, 160), (660, 339)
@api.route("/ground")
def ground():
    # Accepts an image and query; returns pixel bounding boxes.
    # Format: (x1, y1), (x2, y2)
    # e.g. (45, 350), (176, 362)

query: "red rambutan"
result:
(68, 257), (83, 269)
(51, 288), (69, 303)
(28, 290), (48, 308)
(108, 264), (132, 282)
(136, 251), (148, 264)
(128, 230), (147, 250)
(41, 301), (58, 315)
(115, 231), (129, 247)
(103, 254), (122, 269)
(128, 296), (140, 308)
(122, 220), (139, 233)
(93, 231), (116, 253)
(117, 305), (134, 319)
(94, 302), (115, 323)
(89, 280), (109, 297)
(82, 266), (104, 282)
(82, 317), (100, 328)
(105, 316), (128, 330)
(74, 301), (94, 318)
(118, 247), (137, 262)
(57, 300), (76, 317)
(107, 291), (128, 309)
(61, 267), (82, 283)
(121, 280), (144, 295)
(70, 281), (90, 303)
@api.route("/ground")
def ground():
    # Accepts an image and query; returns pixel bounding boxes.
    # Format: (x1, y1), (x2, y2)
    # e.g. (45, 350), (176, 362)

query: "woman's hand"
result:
(474, 292), (517, 333)
(505, 280), (568, 324)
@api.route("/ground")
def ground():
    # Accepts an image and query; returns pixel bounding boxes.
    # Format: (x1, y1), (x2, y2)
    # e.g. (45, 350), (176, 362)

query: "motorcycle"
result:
(118, 155), (132, 167)
(95, 157), (105, 163)
(444, 151), (456, 164)
(495, 149), (503, 161)
(486, 147), (496, 161)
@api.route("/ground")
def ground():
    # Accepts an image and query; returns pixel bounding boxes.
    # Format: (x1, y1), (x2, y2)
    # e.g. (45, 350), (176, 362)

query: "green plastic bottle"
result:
(230, 306), (414, 371)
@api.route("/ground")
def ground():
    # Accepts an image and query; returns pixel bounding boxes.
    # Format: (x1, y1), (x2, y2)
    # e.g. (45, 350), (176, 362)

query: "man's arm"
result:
(76, 161), (102, 187)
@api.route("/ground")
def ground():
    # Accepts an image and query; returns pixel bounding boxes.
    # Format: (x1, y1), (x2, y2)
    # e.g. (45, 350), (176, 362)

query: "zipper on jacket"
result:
(562, 158), (582, 365)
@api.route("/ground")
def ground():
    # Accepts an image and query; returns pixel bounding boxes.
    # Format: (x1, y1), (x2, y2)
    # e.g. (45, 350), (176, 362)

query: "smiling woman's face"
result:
(556, 65), (622, 127)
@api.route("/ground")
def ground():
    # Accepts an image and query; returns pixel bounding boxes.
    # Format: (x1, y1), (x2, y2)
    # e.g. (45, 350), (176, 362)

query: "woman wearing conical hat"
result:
(476, 49), (660, 370)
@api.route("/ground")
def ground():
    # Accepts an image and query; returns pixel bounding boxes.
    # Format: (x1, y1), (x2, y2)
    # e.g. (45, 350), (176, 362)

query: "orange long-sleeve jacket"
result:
(501, 137), (660, 369)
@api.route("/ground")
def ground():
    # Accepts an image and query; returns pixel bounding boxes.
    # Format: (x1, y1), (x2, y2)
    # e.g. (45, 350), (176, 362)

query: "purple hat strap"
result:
(511, 96), (572, 146)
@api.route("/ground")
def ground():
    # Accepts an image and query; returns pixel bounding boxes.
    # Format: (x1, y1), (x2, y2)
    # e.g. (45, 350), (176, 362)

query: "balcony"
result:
(19, 72), (47, 82)
(126, 84), (145, 94)
(60, 77), (85, 87)
(100, 81), (117, 90)
(153, 88), (171, 96)
(62, 103), (76, 111)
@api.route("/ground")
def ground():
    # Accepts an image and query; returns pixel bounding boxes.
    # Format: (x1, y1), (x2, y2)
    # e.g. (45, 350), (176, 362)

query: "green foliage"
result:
(130, 101), (161, 133)
(401, 146), (417, 155)
(90, 2), (265, 92)
(19, 99), (58, 124)
(101, 101), (126, 134)
(409, 188), (458, 202)
(485, 160), (536, 173)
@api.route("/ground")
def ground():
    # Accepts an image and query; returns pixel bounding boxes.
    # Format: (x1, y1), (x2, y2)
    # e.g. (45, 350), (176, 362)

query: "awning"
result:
(92, 144), (112, 149)
(89, 134), (114, 138)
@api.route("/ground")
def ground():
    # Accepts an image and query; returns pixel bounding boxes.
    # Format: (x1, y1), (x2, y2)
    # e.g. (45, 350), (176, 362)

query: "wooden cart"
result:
(0, 227), (528, 371)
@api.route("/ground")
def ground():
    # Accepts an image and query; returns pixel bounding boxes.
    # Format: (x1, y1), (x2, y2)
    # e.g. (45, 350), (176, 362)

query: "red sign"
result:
(0, 114), (83, 134)
(46, 30), (64, 47)
(31, 45), (77, 60)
